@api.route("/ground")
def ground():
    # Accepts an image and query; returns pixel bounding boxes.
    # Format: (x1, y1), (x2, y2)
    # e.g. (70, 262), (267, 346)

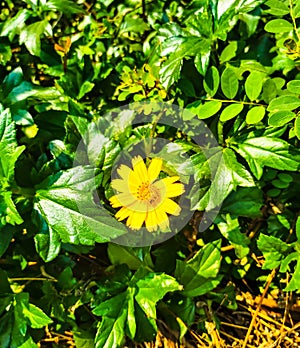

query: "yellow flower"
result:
(109, 156), (185, 232)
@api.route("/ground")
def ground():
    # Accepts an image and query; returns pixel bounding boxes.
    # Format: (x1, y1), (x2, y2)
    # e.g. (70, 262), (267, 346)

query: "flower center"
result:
(136, 182), (161, 206)
(137, 182), (151, 200)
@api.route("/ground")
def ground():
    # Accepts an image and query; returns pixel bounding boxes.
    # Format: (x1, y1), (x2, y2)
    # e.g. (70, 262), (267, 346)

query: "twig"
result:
(241, 268), (277, 348)
(206, 97), (266, 107)
(9, 277), (57, 282)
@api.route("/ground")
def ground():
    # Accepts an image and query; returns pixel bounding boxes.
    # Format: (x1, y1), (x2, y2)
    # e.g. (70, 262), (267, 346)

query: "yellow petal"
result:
(111, 192), (137, 208)
(129, 199), (149, 213)
(111, 178), (128, 192)
(165, 183), (185, 198)
(132, 156), (148, 182)
(148, 158), (162, 182)
(145, 210), (158, 232)
(128, 170), (141, 193)
(115, 206), (132, 221)
(155, 210), (169, 230)
(161, 176), (180, 184)
(117, 164), (132, 180)
(109, 195), (123, 208)
(153, 177), (184, 198)
(127, 211), (146, 230)
(159, 198), (181, 216)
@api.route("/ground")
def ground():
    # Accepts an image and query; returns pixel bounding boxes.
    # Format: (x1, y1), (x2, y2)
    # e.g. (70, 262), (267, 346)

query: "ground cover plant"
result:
(0, 0), (300, 347)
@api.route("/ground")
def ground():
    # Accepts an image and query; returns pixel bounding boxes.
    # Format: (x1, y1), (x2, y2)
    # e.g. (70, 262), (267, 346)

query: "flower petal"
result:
(132, 156), (148, 182)
(109, 195), (121, 208)
(145, 210), (158, 232)
(153, 177), (185, 198)
(110, 193), (136, 208)
(127, 211), (146, 230)
(159, 198), (181, 216)
(156, 210), (169, 231)
(129, 199), (149, 212)
(111, 179), (128, 192)
(148, 158), (162, 182)
(165, 183), (185, 198)
(115, 206), (132, 221)
(117, 164), (132, 180)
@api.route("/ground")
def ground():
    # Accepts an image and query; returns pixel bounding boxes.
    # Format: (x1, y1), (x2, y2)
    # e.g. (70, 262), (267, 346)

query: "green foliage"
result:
(0, 0), (300, 346)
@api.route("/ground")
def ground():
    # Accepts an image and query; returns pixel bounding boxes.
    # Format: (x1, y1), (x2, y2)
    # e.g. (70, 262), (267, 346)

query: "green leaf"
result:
(108, 244), (153, 270)
(296, 216), (300, 241)
(160, 52), (182, 90)
(204, 66), (220, 97)
(34, 167), (127, 246)
(246, 106), (265, 124)
(5, 81), (61, 105)
(135, 273), (182, 331)
(0, 224), (13, 257)
(245, 71), (264, 101)
(0, 106), (25, 179)
(174, 240), (222, 297)
(213, 0), (263, 40)
(0, 106), (24, 226)
(22, 304), (52, 329)
(217, 214), (250, 258)
(186, 100), (222, 120)
(262, 79), (277, 103)
(220, 103), (244, 122)
(267, 95), (300, 113)
(78, 81), (95, 99)
(160, 37), (211, 89)
(1, 191), (24, 225)
(94, 292), (128, 348)
(272, 178), (289, 188)
(57, 267), (77, 290)
(219, 41), (238, 63)
(268, 110), (295, 127)
(294, 116), (300, 140)
(293, 2), (300, 18)
(6, 293), (45, 347)
(73, 330), (95, 348)
(33, 200), (62, 262)
(126, 287), (136, 339)
(19, 19), (52, 56)
(265, 0), (289, 16)
(2, 67), (24, 94)
(0, 310), (13, 348)
(0, 268), (12, 295)
(287, 80), (300, 94)
(0, 39), (12, 65)
(264, 19), (293, 33)
(194, 50), (211, 76)
(45, 0), (84, 14)
(223, 148), (255, 188)
(221, 66), (239, 99)
(0, 10), (31, 41)
(194, 148), (255, 211)
(120, 16), (149, 34)
(257, 234), (292, 269)
(93, 270), (180, 347)
(284, 258), (300, 292)
(222, 187), (263, 218)
(231, 136), (300, 179)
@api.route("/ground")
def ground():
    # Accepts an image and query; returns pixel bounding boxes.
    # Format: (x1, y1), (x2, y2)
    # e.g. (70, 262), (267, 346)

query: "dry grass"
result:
(131, 287), (300, 348)
(39, 283), (300, 348)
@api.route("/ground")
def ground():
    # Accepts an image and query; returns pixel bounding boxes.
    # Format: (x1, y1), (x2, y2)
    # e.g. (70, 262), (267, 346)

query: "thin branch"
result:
(206, 97), (266, 107)
(241, 268), (277, 348)
(9, 277), (57, 282)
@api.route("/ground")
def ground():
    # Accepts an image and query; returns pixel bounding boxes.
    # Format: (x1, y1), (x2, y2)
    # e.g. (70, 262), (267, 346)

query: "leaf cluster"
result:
(0, 0), (300, 347)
